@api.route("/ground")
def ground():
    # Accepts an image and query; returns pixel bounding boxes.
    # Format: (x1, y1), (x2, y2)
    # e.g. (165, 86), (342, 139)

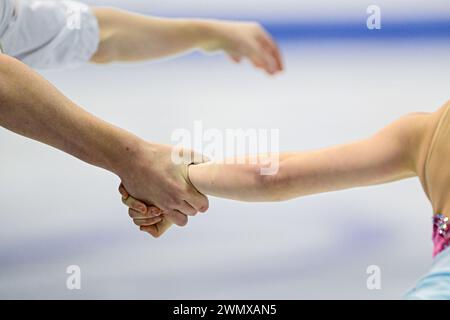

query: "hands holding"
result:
(0, 7), (283, 239)
(116, 142), (209, 237)
(119, 184), (173, 238)
(114, 19), (283, 237)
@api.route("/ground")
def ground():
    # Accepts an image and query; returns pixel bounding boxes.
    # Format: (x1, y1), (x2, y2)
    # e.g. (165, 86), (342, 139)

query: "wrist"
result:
(102, 131), (152, 179)
(188, 19), (226, 52)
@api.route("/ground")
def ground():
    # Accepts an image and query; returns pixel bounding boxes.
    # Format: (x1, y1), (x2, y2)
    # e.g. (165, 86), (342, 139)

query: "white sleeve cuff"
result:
(0, 0), (100, 69)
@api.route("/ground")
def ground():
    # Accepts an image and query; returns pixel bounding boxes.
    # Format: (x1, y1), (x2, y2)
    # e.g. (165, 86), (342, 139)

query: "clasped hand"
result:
(117, 142), (208, 237)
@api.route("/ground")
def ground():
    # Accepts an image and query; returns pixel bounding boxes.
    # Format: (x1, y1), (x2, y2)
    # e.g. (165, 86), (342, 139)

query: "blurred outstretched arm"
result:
(91, 8), (283, 74)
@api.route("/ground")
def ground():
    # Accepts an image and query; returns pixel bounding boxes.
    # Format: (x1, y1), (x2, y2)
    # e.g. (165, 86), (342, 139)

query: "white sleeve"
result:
(0, 0), (99, 69)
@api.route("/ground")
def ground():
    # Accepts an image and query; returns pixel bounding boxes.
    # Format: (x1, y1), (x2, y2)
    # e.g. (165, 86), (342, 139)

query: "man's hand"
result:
(198, 20), (283, 75)
(116, 142), (209, 234)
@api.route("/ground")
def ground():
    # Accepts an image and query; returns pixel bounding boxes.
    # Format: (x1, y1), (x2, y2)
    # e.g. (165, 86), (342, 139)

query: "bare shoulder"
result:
(368, 101), (449, 177)
(407, 101), (450, 178)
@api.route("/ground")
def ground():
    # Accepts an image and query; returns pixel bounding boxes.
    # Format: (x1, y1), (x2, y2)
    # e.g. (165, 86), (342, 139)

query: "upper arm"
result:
(268, 112), (434, 200)
(370, 111), (431, 176)
(413, 102), (450, 200)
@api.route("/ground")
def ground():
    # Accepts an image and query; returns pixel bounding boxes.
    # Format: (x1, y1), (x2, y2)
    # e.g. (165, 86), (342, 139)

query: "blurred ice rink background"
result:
(0, 0), (449, 299)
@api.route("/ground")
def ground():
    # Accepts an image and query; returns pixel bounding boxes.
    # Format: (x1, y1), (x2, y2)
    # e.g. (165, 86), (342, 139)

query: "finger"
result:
(174, 201), (198, 216)
(122, 195), (148, 214)
(140, 224), (159, 238)
(140, 218), (173, 238)
(235, 39), (266, 73)
(252, 42), (277, 75)
(185, 187), (209, 213)
(229, 53), (242, 63)
(119, 187), (162, 216)
(270, 39), (283, 72)
(164, 210), (188, 227)
(182, 163), (209, 213)
(248, 55), (267, 72)
(133, 216), (163, 227)
(118, 183), (129, 200)
(128, 207), (161, 219)
(147, 205), (162, 216)
(258, 33), (283, 72)
(240, 36), (273, 74)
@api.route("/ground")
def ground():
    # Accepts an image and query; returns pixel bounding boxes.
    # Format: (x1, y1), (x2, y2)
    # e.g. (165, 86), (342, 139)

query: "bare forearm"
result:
(0, 54), (142, 175)
(189, 114), (429, 202)
(92, 8), (217, 63)
(190, 147), (413, 202)
(90, 7), (283, 75)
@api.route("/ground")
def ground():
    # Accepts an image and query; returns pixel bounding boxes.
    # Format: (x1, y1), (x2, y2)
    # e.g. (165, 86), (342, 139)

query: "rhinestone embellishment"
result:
(432, 214), (450, 257)
(434, 214), (449, 236)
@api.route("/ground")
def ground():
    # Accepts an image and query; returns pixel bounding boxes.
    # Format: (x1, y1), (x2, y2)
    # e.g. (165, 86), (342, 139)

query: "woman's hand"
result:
(198, 20), (284, 75)
(119, 184), (174, 238)
(92, 8), (284, 76)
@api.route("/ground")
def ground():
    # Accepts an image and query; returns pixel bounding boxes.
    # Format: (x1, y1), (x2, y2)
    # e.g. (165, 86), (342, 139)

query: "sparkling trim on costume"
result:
(432, 214), (450, 257)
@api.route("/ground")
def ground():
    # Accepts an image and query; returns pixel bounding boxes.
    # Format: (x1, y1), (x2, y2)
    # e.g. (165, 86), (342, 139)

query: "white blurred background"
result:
(0, 0), (449, 299)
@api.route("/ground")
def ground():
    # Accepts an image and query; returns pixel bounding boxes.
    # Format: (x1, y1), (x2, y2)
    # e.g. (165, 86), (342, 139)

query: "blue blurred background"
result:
(0, 0), (449, 299)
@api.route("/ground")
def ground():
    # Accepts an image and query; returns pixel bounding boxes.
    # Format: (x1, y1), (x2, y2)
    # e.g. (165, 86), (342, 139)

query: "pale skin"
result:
(123, 101), (450, 237)
(92, 8), (283, 74)
(0, 54), (208, 226)
(90, 7), (283, 229)
(93, 7), (283, 227)
(0, 7), (283, 228)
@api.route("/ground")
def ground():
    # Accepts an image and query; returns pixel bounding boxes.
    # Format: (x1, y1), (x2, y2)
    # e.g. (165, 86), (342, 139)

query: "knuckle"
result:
(171, 182), (184, 193)
(158, 204), (170, 212)
(173, 199), (184, 208)
(152, 217), (162, 224)
(165, 200), (176, 209)
(168, 195), (180, 206)
(147, 207), (158, 216)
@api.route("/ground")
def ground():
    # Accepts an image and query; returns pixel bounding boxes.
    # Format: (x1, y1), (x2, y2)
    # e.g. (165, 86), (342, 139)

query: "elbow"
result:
(90, 34), (119, 64)
(90, 47), (116, 64)
(250, 162), (293, 202)
(90, 7), (123, 64)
